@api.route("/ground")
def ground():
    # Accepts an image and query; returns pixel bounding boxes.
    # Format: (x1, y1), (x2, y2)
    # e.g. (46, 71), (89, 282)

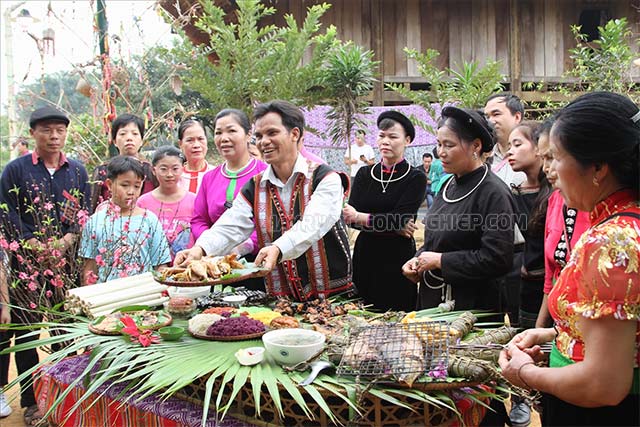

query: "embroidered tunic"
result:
(196, 156), (353, 301)
(548, 189), (640, 365)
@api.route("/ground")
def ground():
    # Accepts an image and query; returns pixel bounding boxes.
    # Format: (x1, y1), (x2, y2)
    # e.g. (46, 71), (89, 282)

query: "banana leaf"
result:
(1, 310), (500, 427)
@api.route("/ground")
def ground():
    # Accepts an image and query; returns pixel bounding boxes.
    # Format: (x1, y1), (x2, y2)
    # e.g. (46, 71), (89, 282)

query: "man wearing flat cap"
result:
(0, 106), (90, 421)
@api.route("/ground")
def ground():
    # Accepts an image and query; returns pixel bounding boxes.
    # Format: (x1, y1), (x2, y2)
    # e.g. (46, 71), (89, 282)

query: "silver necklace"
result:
(370, 162), (411, 193)
(442, 164), (488, 203)
(221, 158), (257, 179)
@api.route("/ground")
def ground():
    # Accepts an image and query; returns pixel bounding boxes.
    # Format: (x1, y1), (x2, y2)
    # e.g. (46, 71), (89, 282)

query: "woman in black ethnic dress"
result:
(402, 107), (515, 312)
(343, 111), (427, 311)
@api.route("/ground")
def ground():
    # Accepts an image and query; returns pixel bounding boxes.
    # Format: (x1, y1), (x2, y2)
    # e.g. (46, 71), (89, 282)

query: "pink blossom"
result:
(98, 247), (107, 254)
(85, 271), (98, 285)
(0, 238), (7, 249)
(95, 255), (105, 267)
(27, 282), (38, 291)
(16, 254), (24, 263)
(123, 221), (130, 232)
(33, 196), (40, 204)
(55, 259), (67, 268)
(9, 241), (19, 251)
(51, 249), (62, 258)
(45, 290), (53, 298)
(30, 271), (39, 279)
(29, 302), (37, 309)
(51, 277), (64, 288)
(43, 269), (54, 277)
(119, 271), (128, 278)
(44, 202), (54, 210)
(76, 209), (89, 227)
(18, 272), (29, 280)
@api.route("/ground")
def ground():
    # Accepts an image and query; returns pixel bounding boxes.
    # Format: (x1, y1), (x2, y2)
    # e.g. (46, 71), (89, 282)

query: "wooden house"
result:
(160, 0), (639, 105)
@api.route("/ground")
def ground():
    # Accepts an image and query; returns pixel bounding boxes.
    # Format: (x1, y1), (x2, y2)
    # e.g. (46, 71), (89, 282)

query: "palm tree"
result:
(322, 43), (378, 161)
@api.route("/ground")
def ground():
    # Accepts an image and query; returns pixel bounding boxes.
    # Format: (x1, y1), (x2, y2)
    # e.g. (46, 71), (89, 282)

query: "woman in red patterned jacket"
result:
(499, 92), (639, 426)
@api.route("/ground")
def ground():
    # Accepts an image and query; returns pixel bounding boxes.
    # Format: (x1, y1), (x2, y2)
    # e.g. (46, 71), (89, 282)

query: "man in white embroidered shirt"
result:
(175, 100), (353, 301)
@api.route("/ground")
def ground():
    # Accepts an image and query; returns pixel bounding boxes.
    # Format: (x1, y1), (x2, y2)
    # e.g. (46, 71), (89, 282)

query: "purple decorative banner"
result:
(301, 104), (443, 172)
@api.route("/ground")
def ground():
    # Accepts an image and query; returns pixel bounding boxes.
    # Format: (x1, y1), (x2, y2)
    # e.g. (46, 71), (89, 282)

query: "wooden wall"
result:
(260, 0), (638, 103)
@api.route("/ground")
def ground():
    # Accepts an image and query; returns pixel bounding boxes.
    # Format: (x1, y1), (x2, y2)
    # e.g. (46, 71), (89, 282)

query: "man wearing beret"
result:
(0, 106), (90, 425)
(176, 100), (353, 301)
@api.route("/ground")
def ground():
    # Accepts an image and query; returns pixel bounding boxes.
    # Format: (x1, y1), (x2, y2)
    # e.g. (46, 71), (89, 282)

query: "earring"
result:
(592, 176), (599, 186)
(473, 152), (478, 160)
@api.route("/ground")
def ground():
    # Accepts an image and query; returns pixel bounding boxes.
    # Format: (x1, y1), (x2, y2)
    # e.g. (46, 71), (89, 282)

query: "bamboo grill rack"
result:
(336, 321), (450, 381)
(172, 375), (476, 426)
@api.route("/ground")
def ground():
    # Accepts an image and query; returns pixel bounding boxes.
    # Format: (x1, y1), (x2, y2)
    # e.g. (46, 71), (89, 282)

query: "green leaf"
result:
(261, 362), (284, 417)
(250, 363), (264, 417)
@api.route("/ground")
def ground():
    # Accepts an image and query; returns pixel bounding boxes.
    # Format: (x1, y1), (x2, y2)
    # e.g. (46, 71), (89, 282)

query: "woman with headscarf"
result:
(343, 111), (426, 311)
(402, 107), (515, 312)
(499, 92), (639, 426)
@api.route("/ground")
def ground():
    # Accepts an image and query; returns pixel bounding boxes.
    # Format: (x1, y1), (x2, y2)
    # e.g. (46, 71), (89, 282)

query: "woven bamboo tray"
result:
(173, 374), (481, 426)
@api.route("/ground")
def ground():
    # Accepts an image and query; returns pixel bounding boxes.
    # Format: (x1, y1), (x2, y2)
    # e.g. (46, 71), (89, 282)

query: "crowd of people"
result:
(0, 91), (638, 426)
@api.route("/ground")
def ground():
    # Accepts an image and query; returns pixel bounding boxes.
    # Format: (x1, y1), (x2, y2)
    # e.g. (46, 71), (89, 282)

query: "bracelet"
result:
(517, 361), (536, 389)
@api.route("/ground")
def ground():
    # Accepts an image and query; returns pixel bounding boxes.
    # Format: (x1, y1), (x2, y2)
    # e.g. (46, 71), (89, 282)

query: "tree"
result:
(0, 115), (11, 171)
(566, 18), (637, 98)
(12, 46), (215, 170)
(14, 71), (93, 123)
(388, 48), (505, 132)
(321, 42), (377, 158)
(172, 0), (338, 116)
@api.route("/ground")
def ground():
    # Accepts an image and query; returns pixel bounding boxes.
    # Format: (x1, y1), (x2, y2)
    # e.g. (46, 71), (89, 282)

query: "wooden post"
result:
(509, 0), (521, 96)
(371, 0), (384, 106)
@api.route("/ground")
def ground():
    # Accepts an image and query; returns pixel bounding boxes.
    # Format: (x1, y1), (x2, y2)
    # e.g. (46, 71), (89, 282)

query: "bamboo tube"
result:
(83, 283), (168, 308)
(87, 292), (165, 314)
(68, 272), (156, 298)
(89, 296), (169, 318)
(82, 281), (167, 303)
(67, 274), (152, 297)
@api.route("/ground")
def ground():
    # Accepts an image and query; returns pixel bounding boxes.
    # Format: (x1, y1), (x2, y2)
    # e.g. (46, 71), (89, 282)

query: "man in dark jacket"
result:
(0, 106), (90, 425)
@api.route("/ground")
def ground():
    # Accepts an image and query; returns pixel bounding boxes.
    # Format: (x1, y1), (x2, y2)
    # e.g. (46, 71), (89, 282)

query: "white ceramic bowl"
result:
(167, 286), (211, 299)
(222, 295), (247, 307)
(235, 347), (265, 366)
(262, 328), (325, 366)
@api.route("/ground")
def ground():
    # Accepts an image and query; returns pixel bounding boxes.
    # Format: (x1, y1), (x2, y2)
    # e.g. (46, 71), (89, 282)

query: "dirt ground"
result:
(2, 340), (44, 427)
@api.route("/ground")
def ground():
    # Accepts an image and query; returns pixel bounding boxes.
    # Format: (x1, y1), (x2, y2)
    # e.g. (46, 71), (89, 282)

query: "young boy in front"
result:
(80, 156), (170, 284)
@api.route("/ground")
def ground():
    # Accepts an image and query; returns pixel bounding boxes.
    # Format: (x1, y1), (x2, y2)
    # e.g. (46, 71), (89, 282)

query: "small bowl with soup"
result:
(262, 328), (325, 366)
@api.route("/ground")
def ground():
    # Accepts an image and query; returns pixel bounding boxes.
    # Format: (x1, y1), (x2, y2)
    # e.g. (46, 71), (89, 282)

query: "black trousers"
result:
(542, 392), (639, 426)
(0, 325), (39, 408)
(498, 251), (523, 326)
